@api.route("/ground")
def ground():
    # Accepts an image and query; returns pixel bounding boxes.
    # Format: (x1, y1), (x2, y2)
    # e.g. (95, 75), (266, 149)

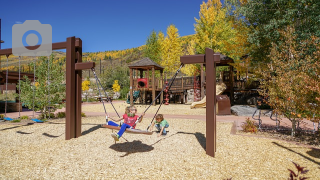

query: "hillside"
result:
(0, 34), (196, 78)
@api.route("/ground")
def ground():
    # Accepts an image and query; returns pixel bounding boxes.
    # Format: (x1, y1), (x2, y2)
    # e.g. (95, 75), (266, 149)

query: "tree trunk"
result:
(291, 118), (296, 136)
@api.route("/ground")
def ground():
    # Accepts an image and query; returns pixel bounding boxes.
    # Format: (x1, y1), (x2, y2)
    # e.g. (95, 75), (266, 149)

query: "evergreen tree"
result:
(144, 30), (161, 63)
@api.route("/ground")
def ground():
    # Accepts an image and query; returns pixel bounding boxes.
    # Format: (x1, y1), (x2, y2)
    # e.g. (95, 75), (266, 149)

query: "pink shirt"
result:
(123, 114), (139, 128)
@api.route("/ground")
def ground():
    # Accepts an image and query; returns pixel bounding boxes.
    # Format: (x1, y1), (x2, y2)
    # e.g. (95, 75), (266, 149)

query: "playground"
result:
(0, 101), (319, 179)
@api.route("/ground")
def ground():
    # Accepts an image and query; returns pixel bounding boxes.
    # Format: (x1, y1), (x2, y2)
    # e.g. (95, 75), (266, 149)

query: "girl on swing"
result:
(107, 106), (145, 141)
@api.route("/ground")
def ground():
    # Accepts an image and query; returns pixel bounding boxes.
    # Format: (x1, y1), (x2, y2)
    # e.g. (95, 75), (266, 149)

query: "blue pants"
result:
(107, 121), (131, 138)
(155, 124), (169, 135)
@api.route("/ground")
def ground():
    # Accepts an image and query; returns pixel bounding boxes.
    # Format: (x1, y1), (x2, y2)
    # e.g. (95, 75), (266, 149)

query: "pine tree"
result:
(144, 30), (161, 63)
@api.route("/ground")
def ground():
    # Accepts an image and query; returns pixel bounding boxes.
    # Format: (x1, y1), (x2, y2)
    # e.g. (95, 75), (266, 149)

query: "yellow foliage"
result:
(160, 25), (183, 73)
(112, 80), (120, 92)
(82, 80), (90, 91)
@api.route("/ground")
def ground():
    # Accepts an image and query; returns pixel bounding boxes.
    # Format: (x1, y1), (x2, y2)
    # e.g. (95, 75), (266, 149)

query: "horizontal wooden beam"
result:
(180, 54), (205, 64)
(75, 62), (95, 70)
(0, 37), (80, 56)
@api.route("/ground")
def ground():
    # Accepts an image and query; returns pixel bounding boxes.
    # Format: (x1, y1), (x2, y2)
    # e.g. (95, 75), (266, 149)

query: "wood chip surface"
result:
(1, 104), (320, 179)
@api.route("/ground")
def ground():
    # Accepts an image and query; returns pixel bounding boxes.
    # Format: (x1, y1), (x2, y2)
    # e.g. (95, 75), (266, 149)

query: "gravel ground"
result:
(1, 116), (320, 179)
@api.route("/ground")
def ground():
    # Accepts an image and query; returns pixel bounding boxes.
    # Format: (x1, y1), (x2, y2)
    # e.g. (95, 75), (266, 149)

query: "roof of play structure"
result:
(128, 57), (164, 70)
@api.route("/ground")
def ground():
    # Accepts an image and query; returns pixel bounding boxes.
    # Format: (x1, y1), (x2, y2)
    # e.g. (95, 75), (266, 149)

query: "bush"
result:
(20, 115), (29, 120)
(241, 118), (258, 133)
(12, 119), (21, 123)
(0, 114), (4, 119)
(81, 112), (86, 117)
(56, 112), (66, 118)
(39, 113), (55, 120)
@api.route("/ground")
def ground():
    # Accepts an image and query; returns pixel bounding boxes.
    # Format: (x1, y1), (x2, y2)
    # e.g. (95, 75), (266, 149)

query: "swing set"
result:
(0, 37), (220, 157)
(100, 48), (221, 158)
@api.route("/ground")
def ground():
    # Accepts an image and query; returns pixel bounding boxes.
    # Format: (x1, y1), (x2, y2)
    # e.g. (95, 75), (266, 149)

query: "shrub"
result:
(0, 114), (4, 119)
(56, 112), (66, 118)
(288, 161), (309, 180)
(81, 112), (86, 117)
(39, 113), (55, 120)
(241, 118), (258, 133)
(12, 119), (21, 123)
(20, 115), (29, 120)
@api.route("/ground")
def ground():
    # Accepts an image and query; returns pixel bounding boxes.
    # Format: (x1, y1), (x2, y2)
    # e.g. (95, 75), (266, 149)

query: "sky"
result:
(0, 0), (205, 53)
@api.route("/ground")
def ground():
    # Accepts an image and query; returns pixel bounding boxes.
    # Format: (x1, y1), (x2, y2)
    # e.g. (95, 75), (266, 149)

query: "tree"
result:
(237, 0), (320, 65)
(181, 39), (198, 76)
(100, 65), (130, 99)
(259, 26), (320, 136)
(112, 80), (120, 93)
(144, 30), (161, 64)
(19, 55), (65, 118)
(194, 0), (236, 57)
(160, 25), (183, 73)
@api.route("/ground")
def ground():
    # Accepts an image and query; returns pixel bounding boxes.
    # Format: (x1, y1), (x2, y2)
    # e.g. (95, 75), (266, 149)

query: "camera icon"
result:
(12, 20), (52, 56)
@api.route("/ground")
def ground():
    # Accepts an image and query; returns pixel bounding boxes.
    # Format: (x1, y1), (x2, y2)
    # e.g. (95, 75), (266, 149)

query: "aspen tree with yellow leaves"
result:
(194, 0), (236, 57)
(160, 25), (183, 74)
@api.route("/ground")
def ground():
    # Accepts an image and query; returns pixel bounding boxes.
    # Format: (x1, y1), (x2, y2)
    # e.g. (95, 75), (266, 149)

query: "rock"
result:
(231, 105), (257, 116)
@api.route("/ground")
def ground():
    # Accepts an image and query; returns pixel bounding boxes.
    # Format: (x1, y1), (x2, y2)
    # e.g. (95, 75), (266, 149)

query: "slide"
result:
(190, 81), (226, 109)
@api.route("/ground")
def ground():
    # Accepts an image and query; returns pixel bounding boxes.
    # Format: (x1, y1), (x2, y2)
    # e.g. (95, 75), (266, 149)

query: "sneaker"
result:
(162, 132), (167, 136)
(111, 133), (119, 141)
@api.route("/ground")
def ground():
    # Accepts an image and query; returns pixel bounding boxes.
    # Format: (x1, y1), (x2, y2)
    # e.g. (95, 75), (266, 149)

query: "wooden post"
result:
(130, 68), (133, 106)
(146, 69), (149, 90)
(201, 64), (205, 99)
(152, 67), (155, 106)
(160, 70), (163, 103)
(230, 66), (234, 105)
(140, 69), (143, 78)
(205, 48), (216, 157)
(180, 48), (220, 158)
(66, 37), (76, 140)
(75, 38), (82, 138)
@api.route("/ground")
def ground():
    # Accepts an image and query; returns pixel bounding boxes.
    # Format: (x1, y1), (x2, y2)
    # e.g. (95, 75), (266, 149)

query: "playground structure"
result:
(0, 71), (35, 112)
(0, 36), (95, 140)
(128, 54), (238, 106)
(190, 80), (227, 109)
(0, 36), (220, 157)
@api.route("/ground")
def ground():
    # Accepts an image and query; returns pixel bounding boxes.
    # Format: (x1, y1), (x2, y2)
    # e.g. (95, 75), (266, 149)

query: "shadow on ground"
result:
(109, 140), (154, 157)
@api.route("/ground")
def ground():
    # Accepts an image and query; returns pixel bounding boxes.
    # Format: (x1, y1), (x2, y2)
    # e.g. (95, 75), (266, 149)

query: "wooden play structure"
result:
(0, 71), (35, 112)
(129, 54), (236, 106)
(0, 36), (95, 140)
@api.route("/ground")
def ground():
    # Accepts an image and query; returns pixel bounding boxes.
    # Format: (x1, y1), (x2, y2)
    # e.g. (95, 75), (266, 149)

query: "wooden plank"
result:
(180, 54), (205, 64)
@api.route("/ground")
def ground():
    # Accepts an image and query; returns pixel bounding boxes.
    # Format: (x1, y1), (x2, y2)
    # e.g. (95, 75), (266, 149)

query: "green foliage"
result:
(19, 55), (65, 117)
(81, 112), (86, 117)
(0, 91), (18, 102)
(56, 112), (66, 118)
(12, 119), (21, 123)
(144, 30), (161, 64)
(237, 0), (320, 64)
(241, 118), (258, 133)
(39, 113), (55, 120)
(0, 114), (4, 119)
(20, 115), (29, 120)
(100, 66), (130, 98)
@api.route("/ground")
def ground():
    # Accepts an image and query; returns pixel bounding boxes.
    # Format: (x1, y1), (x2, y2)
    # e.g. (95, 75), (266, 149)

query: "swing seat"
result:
(101, 124), (153, 135)
(31, 118), (44, 123)
(4, 117), (14, 121)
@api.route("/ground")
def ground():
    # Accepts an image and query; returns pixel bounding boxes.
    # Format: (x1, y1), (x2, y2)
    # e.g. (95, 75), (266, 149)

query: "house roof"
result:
(128, 57), (164, 70)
